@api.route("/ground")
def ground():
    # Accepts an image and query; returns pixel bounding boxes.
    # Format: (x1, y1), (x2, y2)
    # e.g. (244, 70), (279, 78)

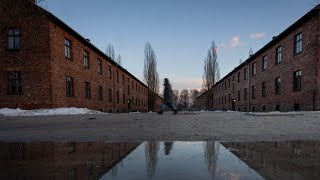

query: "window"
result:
(116, 91), (119, 103)
(98, 59), (102, 74)
(262, 82), (266, 97)
(84, 51), (90, 68)
(294, 32), (302, 55)
(132, 81), (134, 90)
(224, 81), (227, 90)
(275, 46), (282, 64)
(252, 63), (256, 76)
(244, 68), (248, 80)
(233, 75), (235, 81)
(128, 86), (130, 95)
(252, 85), (256, 99)
(238, 72), (240, 83)
(237, 90), (240, 101)
(8, 28), (20, 50)
(228, 94), (231, 103)
(108, 89), (112, 102)
(9, 72), (22, 95)
(116, 70), (119, 83)
(244, 88), (248, 100)
(232, 83), (235, 93)
(275, 77), (281, 94)
(262, 56), (267, 71)
(98, 86), (103, 101)
(122, 74), (125, 85)
(66, 76), (74, 97)
(228, 79), (230, 88)
(85, 82), (91, 98)
(64, 39), (72, 59)
(107, 65), (111, 79)
(293, 70), (302, 91)
(123, 93), (126, 104)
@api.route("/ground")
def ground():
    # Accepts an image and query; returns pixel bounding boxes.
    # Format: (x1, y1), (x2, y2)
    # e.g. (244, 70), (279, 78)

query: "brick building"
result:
(0, 0), (162, 112)
(0, 141), (140, 179)
(196, 5), (320, 112)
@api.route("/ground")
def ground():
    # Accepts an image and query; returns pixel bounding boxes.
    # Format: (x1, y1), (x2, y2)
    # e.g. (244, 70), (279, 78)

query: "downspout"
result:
(247, 63), (250, 112)
(113, 65), (117, 112)
(314, 9), (320, 110)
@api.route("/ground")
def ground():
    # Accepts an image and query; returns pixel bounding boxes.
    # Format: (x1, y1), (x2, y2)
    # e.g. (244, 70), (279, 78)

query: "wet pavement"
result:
(0, 141), (319, 179)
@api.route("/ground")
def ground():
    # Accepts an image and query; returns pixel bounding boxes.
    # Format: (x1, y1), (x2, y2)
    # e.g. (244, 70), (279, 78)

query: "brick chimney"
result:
(29, 0), (36, 4)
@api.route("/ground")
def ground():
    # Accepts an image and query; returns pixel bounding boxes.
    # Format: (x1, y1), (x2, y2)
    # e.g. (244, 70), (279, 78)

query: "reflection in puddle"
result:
(101, 142), (263, 180)
(1, 141), (319, 179)
(221, 141), (320, 180)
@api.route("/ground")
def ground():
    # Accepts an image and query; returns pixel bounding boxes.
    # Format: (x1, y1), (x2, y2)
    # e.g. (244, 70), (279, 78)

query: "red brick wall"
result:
(211, 14), (320, 112)
(0, 0), (52, 109)
(49, 22), (148, 112)
(0, 0), (150, 112)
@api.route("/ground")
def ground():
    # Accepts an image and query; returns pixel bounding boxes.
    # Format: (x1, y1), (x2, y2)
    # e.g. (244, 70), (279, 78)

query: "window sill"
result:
(275, 92), (281, 95)
(294, 52), (302, 56)
(7, 49), (20, 52)
(67, 95), (75, 98)
(8, 93), (22, 95)
(293, 89), (301, 92)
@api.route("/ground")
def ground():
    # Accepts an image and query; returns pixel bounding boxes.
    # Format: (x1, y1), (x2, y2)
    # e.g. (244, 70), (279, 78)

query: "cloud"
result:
(230, 36), (241, 47)
(218, 36), (241, 51)
(250, 32), (266, 39)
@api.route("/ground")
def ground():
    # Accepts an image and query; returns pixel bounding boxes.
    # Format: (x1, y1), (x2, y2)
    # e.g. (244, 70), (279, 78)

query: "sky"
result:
(42, 0), (317, 92)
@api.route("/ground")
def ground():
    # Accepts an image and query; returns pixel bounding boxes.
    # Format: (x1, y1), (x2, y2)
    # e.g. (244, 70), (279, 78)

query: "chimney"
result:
(29, 0), (36, 4)
(272, 36), (277, 40)
(86, 39), (90, 42)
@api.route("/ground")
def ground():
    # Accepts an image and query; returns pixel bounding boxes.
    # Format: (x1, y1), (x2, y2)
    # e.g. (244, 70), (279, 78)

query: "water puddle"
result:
(0, 141), (319, 179)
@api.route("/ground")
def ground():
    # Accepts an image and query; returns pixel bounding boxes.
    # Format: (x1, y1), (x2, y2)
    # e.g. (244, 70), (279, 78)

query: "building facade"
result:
(197, 5), (320, 112)
(0, 0), (161, 112)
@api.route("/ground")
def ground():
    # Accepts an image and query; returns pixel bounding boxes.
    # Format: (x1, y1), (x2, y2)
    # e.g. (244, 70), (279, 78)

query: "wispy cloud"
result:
(218, 36), (241, 51)
(250, 32), (266, 39)
(230, 36), (241, 47)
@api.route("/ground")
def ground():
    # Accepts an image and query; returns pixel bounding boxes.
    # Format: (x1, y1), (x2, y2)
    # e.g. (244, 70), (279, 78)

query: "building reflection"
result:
(221, 141), (320, 179)
(0, 141), (141, 180)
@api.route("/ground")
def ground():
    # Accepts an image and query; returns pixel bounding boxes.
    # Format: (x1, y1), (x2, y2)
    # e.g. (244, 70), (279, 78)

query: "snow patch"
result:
(0, 107), (106, 116)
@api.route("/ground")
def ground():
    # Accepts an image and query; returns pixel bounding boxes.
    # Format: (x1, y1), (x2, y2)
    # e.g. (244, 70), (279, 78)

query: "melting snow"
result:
(0, 107), (106, 116)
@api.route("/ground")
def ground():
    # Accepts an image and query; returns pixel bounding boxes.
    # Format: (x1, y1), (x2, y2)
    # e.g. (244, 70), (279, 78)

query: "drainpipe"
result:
(248, 63), (250, 112)
(113, 65), (117, 112)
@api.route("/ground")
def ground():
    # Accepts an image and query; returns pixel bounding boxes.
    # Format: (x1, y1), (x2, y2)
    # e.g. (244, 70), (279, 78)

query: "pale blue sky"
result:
(44, 0), (317, 91)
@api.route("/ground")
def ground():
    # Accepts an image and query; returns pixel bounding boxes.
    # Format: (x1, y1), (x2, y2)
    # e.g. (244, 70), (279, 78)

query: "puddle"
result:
(0, 141), (319, 179)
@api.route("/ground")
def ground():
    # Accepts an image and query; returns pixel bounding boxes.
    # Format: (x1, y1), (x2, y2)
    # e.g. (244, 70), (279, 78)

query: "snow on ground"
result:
(0, 107), (106, 116)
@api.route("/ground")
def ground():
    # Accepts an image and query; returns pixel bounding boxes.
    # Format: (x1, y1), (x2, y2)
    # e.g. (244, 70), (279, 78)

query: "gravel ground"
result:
(0, 111), (320, 142)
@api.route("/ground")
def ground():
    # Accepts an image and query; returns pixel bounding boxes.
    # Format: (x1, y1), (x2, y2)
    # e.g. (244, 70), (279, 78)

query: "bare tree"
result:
(202, 40), (220, 91)
(145, 142), (159, 178)
(202, 41), (220, 110)
(179, 89), (189, 109)
(106, 44), (115, 60)
(116, 54), (122, 65)
(143, 42), (159, 111)
(190, 89), (200, 108)
(172, 90), (179, 106)
(203, 142), (220, 177)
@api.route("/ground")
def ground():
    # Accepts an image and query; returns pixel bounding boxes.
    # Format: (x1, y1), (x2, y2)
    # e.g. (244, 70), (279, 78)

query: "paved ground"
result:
(0, 111), (320, 142)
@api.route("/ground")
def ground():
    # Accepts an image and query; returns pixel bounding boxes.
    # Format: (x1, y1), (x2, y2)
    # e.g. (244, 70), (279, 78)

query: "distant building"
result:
(196, 5), (320, 112)
(0, 0), (161, 112)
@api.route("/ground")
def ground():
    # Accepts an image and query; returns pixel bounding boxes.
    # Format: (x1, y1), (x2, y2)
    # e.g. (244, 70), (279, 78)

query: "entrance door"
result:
(232, 99), (235, 111)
